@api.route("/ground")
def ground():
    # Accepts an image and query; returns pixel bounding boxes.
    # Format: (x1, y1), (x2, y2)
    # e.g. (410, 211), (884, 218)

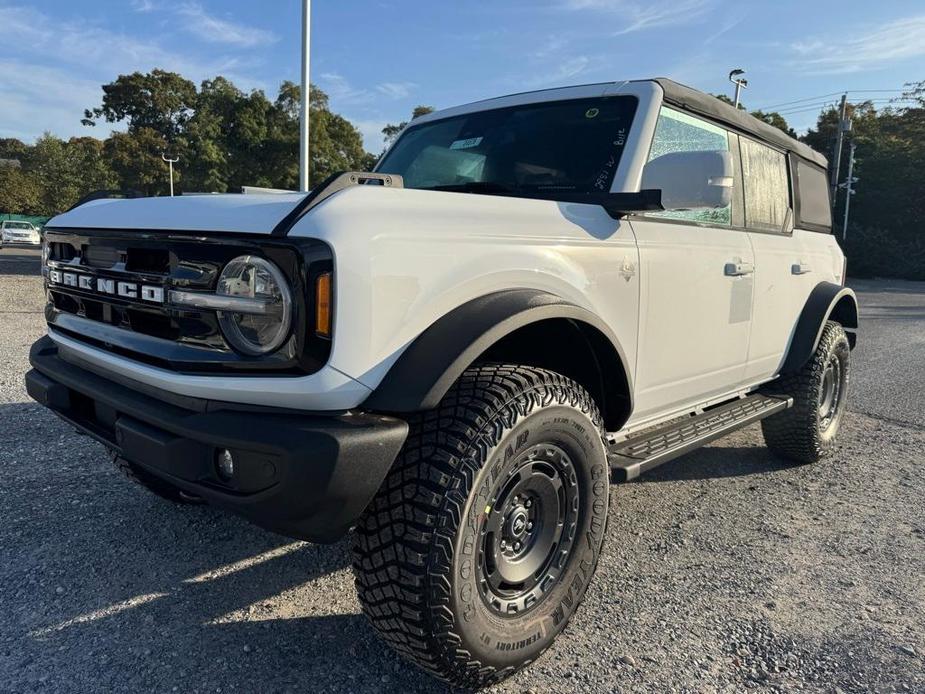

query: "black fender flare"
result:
(362, 289), (634, 415)
(781, 282), (858, 374)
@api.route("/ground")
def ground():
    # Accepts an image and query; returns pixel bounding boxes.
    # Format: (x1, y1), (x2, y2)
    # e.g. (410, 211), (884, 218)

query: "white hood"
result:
(47, 193), (308, 234)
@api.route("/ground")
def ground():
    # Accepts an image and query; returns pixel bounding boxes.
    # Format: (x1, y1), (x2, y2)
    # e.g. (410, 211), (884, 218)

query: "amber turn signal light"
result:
(315, 272), (332, 337)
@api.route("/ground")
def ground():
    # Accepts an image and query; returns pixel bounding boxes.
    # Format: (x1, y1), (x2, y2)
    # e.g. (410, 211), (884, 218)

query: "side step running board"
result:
(608, 393), (792, 481)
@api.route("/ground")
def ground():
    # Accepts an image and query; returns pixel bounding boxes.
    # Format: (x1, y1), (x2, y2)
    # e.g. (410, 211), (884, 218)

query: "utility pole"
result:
(299, 0), (311, 193)
(839, 143), (857, 240)
(162, 152), (179, 197)
(829, 93), (849, 206)
(728, 69), (747, 108)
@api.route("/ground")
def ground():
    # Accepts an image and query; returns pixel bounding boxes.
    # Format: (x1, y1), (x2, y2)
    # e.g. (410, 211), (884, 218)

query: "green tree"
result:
(801, 83), (925, 279)
(0, 138), (28, 162)
(749, 110), (797, 138)
(84, 71), (374, 193)
(381, 105), (435, 148)
(710, 94), (795, 136)
(82, 69), (197, 141)
(0, 165), (43, 215)
(182, 77), (246, 192)
(105, 128), (172, 196)
(258, 82), (372, 188)
(14, 134), (118, 213)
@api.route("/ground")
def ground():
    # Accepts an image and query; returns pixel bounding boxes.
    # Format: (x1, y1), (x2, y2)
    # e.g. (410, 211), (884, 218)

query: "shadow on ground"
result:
(639, 443), (794, 483)
(0, 403), (445, 693)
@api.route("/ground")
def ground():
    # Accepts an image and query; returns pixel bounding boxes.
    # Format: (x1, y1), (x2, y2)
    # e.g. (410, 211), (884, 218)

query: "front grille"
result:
(43, 228), (333, 375)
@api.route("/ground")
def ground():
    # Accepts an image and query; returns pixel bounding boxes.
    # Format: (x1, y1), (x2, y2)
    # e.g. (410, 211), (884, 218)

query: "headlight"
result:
(215, 255), (292, 355)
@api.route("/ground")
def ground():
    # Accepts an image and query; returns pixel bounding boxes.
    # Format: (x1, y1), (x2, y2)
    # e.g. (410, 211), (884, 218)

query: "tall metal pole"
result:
(299, 0), (311, 192)
(830, 93), (848, 206)
(842, 143), (856, 241)
(162, 152), (179, 197)
(728, 69), (747, 109)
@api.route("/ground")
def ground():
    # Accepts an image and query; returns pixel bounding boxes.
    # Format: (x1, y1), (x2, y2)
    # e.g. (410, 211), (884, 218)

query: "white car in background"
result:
(1, 220), (42, 246)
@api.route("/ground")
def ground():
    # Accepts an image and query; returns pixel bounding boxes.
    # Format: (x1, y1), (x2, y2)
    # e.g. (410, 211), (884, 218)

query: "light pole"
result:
(162, 152), (179, 197)
(299, 0), (311, 192)
(839, 142), (857, 241)
(829, 94), (849, 206)
(728, 69), (747, 109)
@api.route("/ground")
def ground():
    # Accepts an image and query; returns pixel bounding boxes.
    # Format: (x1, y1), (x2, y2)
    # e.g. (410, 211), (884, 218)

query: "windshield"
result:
(5, 222), (31, 229)
(378, 96), (637, 197)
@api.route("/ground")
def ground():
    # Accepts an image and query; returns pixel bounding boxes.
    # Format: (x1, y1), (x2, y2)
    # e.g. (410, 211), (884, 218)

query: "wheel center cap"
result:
(508, 510), (528, 538)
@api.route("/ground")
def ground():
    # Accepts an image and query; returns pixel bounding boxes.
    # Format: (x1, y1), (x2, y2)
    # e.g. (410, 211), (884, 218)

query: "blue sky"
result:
(2, 1), (923, 151)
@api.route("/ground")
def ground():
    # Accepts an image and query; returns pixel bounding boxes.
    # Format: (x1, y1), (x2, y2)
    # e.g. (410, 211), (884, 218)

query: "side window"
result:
(643, 107), (732, 226)
(794, 160), (832, 230)
(740, 138), (790, 232)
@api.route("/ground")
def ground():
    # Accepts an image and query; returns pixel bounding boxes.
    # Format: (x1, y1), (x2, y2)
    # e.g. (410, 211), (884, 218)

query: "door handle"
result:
(791, 263), (813, 275)
(724, 261), (754, 276)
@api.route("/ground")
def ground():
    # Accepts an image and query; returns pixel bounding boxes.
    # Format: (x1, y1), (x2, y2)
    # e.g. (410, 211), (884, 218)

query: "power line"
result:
(776, 101), (838, 112)
(758, 88), (907, 111)
(774, 97), (916, 116)
(776, 102), (841, 116)
(759, 92), (844, 110)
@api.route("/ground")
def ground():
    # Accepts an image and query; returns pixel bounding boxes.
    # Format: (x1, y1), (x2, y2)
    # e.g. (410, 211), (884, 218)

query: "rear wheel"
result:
(353, 364), (609, 688)
(762, 321), (850, 463)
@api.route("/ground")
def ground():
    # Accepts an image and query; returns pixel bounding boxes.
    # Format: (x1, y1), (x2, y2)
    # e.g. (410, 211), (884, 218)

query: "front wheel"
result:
(353, 364), (610, 689)
(762, 321), (850, 463)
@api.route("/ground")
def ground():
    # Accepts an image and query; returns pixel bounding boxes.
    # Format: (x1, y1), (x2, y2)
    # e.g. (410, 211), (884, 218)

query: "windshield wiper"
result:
(423, 181), (519, 196)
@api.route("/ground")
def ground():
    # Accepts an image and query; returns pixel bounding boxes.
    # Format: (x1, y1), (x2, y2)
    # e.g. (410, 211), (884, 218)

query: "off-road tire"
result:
(353, 364), (610, 689)
(762, 320), (850, 463)
(112, 453), (202, 504)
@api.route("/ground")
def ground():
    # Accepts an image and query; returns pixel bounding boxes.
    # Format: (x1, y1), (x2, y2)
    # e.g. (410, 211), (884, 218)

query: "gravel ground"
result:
(1, 246), (923, 693)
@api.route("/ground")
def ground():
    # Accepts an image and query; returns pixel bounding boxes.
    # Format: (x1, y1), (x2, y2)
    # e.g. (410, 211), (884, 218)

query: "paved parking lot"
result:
(1, 245), (923, 693)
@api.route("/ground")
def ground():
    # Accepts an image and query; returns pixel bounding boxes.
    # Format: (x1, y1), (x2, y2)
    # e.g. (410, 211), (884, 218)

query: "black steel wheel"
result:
(762, 320), (850, 463)
(354, 364), (610, 689)
(477, 443), (581, 616)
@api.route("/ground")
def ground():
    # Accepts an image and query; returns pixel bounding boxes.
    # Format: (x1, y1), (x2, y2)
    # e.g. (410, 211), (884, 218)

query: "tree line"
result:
(0, 70), (922, 279)
(802, 84), (925, 280)
(0, 70), (395, 214)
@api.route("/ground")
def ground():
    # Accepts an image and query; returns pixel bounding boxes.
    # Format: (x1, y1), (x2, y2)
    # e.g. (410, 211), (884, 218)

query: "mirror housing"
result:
(641, 150), (733, 211)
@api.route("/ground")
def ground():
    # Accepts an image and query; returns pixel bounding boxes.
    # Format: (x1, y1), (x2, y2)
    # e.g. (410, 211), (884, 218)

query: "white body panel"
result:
(745, 228), (843, 382)
(628, 218), (755, 424)
(48, 193), (307, 234)
(290, 186), (640, 390)
(48, 329), (372, 410)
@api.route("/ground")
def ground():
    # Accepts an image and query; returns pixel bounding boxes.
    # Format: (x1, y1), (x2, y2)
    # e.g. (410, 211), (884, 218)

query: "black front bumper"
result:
(26, 336), (408, 542)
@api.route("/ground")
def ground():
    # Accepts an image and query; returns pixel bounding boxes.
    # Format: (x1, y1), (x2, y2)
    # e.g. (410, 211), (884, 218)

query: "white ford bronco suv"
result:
(26, 78), (857, 688)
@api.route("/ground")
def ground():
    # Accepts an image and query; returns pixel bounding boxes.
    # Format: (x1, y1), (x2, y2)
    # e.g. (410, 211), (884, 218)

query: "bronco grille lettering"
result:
(48, 269), (165, 304)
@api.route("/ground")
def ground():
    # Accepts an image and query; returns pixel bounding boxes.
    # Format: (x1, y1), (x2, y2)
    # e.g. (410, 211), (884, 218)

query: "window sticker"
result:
(585, 107), (600, 119)
(449, 137), (483, 150)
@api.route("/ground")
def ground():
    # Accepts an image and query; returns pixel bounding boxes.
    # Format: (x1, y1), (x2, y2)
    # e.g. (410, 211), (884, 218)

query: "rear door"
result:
(629, 108), (755, 422)
(738, 136), (805, 382)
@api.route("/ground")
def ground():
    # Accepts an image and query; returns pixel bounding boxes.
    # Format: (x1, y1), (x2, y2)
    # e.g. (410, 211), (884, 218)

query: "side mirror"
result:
(641, 150), (733, 210)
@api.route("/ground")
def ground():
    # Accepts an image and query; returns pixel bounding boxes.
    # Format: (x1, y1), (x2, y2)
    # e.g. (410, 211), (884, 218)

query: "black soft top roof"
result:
(647, 78), (828, 169)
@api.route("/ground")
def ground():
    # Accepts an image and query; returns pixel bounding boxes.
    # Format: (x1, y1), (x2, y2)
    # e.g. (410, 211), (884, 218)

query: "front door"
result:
(631, 220), (755, 421)
(627, 107), (754, 423)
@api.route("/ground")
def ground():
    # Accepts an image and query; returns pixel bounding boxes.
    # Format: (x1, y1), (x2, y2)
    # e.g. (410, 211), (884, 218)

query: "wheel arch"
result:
(781, 282), (858, 374)
(362, 289), (634, 431)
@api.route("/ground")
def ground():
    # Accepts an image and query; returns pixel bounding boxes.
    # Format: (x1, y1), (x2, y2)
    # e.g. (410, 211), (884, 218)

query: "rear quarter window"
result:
(794, 160), (832, 231)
